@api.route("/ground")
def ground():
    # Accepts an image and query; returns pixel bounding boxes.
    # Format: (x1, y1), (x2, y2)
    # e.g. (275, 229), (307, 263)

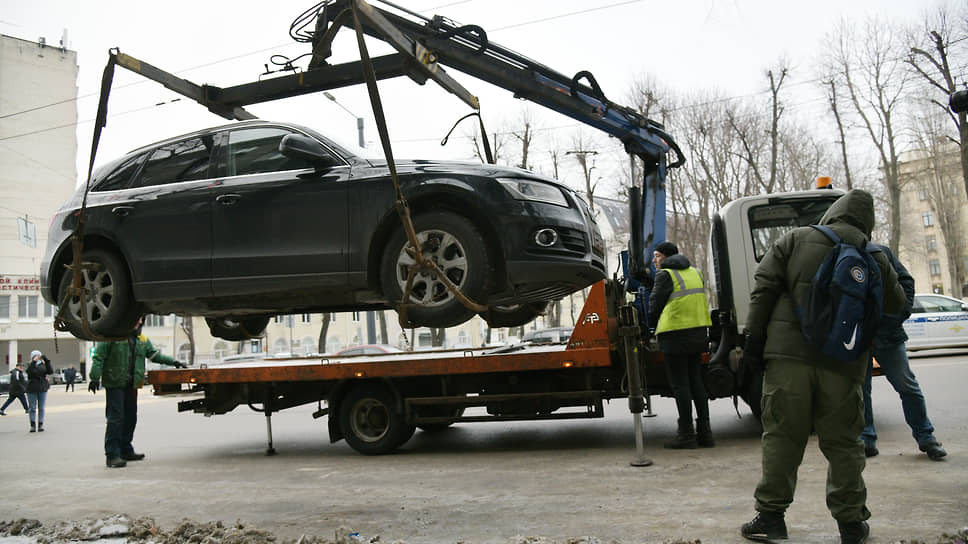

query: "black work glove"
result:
(88, 379), (100, 394)
(172, 361), (187, 369)
(741, 334), (766, 375)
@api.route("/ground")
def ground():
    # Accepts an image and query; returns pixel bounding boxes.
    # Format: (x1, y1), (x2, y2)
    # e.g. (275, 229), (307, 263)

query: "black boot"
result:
(742, 511), (788, 541)
(696, 418), (715, 448)
(664, 418), (698, 449)
(837, 520), (869, 544)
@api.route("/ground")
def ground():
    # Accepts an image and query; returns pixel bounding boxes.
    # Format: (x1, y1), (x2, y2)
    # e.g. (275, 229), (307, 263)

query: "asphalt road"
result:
(1, 352), (966, 543)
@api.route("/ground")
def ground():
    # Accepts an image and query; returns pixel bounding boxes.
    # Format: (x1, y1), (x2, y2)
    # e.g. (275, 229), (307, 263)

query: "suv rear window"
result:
(93, 153), (147, 192)
(133, 136), (215, 188)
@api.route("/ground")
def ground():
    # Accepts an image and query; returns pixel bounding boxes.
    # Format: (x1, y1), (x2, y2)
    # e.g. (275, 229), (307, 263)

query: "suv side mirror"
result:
(279, 134), (340, 168)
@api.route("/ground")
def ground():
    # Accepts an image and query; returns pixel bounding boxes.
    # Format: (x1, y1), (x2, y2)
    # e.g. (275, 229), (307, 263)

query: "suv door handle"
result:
(111, 206), (134, 217)
(216, 194), (241, 206)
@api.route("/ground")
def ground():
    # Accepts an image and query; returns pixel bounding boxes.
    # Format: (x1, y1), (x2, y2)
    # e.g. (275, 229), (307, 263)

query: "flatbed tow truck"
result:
(66, 0), (845, 459)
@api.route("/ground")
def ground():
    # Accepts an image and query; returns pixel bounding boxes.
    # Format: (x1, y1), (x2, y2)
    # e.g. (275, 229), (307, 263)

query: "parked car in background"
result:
(904, 293), (968, 352)
(333, 344), (405, 357)
(522, 326), (574, 344)
(41, 120), (606, 343)
(0, 374), (10, 394)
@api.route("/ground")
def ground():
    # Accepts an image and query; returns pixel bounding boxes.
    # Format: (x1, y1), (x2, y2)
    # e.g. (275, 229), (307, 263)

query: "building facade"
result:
(0, 34), (82, 374)
(896, 145), (968, 298)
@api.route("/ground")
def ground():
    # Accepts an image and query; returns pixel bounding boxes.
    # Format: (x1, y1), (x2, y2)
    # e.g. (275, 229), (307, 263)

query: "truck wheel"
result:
(480, 302), (547, 328)
(57, 249), (141, 340)
(380, 211), (489, 328)
(205, 316), (270, 341)
(340, 384), (414, 455)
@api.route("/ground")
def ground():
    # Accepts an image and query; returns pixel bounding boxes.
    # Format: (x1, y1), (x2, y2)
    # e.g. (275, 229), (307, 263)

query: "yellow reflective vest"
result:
(655, 266), (712, 334)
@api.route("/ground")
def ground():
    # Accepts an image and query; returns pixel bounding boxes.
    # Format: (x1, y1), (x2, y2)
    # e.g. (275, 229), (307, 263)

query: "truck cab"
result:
(706, 187), (844, 411)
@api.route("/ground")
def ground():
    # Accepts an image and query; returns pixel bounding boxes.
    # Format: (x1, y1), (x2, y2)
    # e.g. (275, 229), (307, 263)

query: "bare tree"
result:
(179, 316), (195, 364)
(567, 130), (600, 212)
(910, 105), (966, 296)
(317, 313), (331, 354)
(824, 17), (911, 252)
(509, 108), (536, 169)
(822, 77), (855, 190)
(906, 4), (968, 198)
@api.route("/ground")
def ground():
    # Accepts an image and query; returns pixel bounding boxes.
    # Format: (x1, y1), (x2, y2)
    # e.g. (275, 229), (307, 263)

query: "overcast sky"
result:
(1, 0), (937, 192)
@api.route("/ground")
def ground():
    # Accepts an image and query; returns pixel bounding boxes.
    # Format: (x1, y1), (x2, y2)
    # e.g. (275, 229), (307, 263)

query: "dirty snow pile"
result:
(0, 516), (966, 544)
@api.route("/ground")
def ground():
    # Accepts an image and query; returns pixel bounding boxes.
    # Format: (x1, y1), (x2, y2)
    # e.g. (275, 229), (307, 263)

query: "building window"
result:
(926, 236), (937, 252)
(274, 315), (284, 324)
(43, 303), (56, 320)
(302, 313), (312, 323)
(918, 185), (929, 201)
(144, 314), (166, 327)
(213, 341), (229, 359)
(0, 296), (9, 320)
(929, 260), (942, 276)
(352, 311), (360, 322)
(922, 211), (934, 227)
(18, 295), (39, 320)
(247, 339), (262, 353)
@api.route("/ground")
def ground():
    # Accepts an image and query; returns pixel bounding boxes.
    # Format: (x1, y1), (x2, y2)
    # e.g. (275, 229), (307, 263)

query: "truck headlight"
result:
(498, 178), (569, 207)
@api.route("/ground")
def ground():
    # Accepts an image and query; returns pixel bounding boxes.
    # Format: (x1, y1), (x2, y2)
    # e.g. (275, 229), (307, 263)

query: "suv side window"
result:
(225, 128), (317, 176)
(93, 153), (147, 192)
(133, 136), (215, 188)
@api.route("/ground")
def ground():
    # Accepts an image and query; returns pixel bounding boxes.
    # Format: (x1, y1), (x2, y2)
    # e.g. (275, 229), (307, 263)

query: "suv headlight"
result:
(498, 178), (569, 207)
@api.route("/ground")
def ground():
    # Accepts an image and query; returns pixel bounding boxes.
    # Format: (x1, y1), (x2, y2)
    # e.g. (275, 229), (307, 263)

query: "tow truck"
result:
(67, 0), (844, 458)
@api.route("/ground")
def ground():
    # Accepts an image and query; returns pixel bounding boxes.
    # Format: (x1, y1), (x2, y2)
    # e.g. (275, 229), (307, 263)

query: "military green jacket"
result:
(90, 334), (178, 388)
(744, 190), (906, 379)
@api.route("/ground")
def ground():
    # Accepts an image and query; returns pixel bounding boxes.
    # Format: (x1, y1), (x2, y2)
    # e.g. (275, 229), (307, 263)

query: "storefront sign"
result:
(0, 275), (41, 292)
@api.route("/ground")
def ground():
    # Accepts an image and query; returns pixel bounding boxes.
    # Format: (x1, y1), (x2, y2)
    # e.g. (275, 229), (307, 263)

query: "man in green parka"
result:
(739, 190), (906, 544)
(89, 316), (186, 468)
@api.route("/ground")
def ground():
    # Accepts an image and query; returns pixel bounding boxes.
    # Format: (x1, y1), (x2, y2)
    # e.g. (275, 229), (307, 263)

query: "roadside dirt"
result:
(1, 516), (966, 544)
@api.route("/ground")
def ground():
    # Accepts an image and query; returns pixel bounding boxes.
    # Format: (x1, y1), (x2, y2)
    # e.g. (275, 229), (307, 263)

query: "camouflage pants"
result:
(754, 358), (871, 522)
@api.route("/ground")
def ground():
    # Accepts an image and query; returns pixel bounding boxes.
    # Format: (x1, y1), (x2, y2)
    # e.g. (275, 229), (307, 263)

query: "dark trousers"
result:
(104, 387), (138, 459)
(663, 351), (710, 422)
(65, 381), (75, 392)
(1, 392), (28, 412)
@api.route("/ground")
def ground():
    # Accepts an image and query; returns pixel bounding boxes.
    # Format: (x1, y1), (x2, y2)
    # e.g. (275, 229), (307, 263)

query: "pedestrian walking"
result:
(647, 240), (715, 449)
(0, 361), (29, 416)
(739, 189), (906, 544)
(89, 316), (186, 468)
(25, 350), (53, 432)
(862, 244), (946, 461)
(64, 365), (78, 392)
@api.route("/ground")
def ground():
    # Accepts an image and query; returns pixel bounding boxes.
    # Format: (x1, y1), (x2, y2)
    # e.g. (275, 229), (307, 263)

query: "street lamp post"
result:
(324, 91), (365, 148)
(324, 92), (377, 344)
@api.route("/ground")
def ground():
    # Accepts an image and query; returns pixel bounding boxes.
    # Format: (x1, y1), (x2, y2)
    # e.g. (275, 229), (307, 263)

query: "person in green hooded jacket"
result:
(89, 316), (186, 468)
(739, 189), (906, 544)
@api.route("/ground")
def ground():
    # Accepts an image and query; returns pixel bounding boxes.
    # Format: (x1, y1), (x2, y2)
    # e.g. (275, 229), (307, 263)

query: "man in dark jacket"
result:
(648, 241), (714, 449)
(739, 190), (906, 544)
(64, 365), (78, 393)
(0, 361), (29, 416)
(89, 317), (186, 468)
(862, 245), (946, 461)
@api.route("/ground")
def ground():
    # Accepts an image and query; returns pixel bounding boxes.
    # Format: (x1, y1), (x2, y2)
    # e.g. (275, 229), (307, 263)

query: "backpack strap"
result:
(811, 224), (840, 244)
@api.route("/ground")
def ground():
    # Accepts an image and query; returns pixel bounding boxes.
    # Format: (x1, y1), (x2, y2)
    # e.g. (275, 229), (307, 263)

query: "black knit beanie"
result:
(654, 241), (679, 257)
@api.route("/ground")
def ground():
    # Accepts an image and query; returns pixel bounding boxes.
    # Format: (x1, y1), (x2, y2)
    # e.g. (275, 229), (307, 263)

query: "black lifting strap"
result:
(348, 2), (486, 330)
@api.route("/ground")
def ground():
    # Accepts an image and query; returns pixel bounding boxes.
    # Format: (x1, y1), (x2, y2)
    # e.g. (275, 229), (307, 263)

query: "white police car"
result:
(903, 294), (968, 351)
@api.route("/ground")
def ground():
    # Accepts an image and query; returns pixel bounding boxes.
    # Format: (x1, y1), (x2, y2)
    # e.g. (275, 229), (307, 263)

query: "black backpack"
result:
(796, 225), (883, 361)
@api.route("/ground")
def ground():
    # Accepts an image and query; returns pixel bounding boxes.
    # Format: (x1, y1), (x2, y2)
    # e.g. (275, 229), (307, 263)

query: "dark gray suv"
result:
(41, 120), (606, 341)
